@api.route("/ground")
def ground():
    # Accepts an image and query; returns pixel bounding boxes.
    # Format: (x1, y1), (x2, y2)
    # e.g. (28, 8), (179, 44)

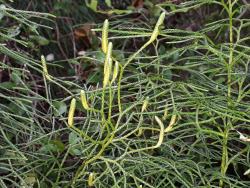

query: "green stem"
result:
(71, 131), (115, 186)
(101, 87), (106, 122)
(227, 1), (234, 99)
(117, 41), (152, 113)
(220, 126), (229, 187)
(108, 82), (113, 122)
(70, 82), (115, 186)
(220, 0), (234, 187)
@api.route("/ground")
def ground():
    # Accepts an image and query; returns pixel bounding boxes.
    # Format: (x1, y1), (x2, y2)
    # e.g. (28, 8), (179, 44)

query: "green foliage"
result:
(0, 0), (250, 188)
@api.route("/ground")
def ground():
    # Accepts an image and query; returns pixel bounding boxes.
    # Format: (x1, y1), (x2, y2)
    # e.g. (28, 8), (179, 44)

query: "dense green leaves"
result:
(0, 0), (250, 187)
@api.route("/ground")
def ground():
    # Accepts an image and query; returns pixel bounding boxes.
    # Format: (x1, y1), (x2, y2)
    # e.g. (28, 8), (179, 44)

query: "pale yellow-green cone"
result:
(88, 173), (94, 187)
(149, 12), (166, 42)
(41, 55), (52, 81)
(164, 114), (177, 133)
(162, 106), (168, 120)
(108, 57), (113, 79)
(103, 42), (112, 88)
(141, 97), (149, 112)
(111, 61), (119, 83)
(136, 128), (143, 137)
(154, 116), (164, 148)
(102, 19), (109, 54)
(68, 98), (76, 127)
(80, 90), (89, 110)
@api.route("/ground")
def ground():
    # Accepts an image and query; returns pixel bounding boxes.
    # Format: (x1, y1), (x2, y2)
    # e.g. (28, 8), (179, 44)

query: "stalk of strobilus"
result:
(117, 12), (166, 113)
(134, 97), (149, 137)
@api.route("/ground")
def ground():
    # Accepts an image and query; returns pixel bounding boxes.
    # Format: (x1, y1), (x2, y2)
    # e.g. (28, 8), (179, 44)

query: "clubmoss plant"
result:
(2, 1), (250, 187)
(65, 12), (170, 186)
(62, 3), (250, 185)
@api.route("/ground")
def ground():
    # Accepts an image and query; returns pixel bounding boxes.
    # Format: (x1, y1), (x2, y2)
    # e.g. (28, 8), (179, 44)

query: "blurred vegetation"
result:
(0, 0), (250, 187)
